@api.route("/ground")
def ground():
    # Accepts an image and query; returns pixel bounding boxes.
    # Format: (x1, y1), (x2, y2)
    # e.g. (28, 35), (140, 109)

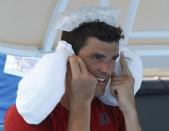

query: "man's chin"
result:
(95, 79), (110, 97)
(95, 87), (106, 97)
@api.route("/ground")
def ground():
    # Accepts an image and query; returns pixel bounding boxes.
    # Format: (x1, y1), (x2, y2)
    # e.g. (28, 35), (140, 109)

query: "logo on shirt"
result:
(99, 112), (110, 125)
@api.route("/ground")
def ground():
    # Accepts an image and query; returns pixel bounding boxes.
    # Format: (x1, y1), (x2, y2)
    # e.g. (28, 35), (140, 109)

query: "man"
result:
(4, 20), (142, 131)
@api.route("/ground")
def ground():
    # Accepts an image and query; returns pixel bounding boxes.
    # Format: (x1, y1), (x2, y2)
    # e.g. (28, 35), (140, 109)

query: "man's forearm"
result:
(123, 109), (142, 131)
(68, 102), (91, 131)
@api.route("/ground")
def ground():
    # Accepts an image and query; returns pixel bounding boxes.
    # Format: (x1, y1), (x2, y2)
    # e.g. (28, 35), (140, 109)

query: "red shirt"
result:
(4, 98), (125, 131)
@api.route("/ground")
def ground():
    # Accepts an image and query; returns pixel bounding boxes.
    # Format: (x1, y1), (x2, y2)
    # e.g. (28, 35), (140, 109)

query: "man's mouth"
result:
(97, 77), (107, 83)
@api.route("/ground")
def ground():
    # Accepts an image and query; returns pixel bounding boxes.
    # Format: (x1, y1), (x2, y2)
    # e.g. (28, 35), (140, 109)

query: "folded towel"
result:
(16, 41), (74, 124)
(16, 41), (143, 124)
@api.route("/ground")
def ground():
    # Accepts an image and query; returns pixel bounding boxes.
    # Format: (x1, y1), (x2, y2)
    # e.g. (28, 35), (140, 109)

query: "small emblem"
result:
(99, 112), (110, 125)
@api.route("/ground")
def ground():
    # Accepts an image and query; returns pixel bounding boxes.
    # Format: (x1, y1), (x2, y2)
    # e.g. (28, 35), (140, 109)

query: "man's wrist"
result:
(123, 108), (142, 131)
(122, 105), (138, 117)
(68, 100), (91, 131)
(70, 100), (91, 111)
(123, 108), (138, 118)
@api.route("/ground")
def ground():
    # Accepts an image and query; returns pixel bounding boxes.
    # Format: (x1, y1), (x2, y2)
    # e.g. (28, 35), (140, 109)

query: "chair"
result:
(136, 80), (169, 131)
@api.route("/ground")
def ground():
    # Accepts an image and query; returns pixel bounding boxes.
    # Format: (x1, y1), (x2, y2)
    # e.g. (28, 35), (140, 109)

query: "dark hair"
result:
(61, 20), (124, 54)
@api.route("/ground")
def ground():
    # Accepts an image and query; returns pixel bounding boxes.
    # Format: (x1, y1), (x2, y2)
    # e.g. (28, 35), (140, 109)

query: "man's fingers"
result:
(69, 56), (89, 79)
(120, 52), (132, 76)
(76, 57), (88, 74)
(111, 89), (117, 97)
(112, 77), (127, 81)
(111, 71), (117, 78)
(110, 85), (120, 97)
(111, 81), (124, 86)
(69, 56), (81, 78)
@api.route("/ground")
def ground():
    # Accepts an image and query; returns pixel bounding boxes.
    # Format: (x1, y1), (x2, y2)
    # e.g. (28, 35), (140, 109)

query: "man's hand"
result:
(68, 55), (97, 105)
(68, 55), (97, 131)
(110, 52), (135, 114)
(110, 52), (142, 131)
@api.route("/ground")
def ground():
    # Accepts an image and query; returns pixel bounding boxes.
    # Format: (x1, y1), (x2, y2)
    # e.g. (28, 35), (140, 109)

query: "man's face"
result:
(78, 37), (119, 97)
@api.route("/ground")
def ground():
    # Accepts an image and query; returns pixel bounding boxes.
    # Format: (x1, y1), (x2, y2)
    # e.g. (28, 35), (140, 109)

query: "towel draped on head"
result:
(16, 41), (142, 124)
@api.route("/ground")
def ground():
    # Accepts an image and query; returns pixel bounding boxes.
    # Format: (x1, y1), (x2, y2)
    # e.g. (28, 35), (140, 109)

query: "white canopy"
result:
(0, 0), (169, 77)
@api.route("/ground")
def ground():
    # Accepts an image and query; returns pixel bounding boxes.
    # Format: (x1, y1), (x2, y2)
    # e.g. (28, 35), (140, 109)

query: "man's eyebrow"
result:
(90, 53), (105, 58)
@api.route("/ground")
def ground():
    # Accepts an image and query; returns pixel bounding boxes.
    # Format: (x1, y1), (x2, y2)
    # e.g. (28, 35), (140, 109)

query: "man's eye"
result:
(91, 55), (104, 60)
(91, 56), (101, 59)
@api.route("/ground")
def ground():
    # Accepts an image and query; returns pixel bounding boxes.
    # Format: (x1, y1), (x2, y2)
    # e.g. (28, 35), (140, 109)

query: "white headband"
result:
(55, 7), (121, 32)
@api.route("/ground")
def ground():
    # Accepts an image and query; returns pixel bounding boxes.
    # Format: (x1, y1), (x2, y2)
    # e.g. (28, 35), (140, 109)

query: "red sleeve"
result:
(4, 105), (54, 131)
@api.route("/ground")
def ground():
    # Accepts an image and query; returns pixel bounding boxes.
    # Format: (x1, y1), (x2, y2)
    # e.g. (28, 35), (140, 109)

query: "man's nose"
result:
(99, 61), (115, 74)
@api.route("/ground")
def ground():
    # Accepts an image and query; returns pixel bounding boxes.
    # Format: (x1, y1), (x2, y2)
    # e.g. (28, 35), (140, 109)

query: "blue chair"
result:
(0, 125), (4, 131)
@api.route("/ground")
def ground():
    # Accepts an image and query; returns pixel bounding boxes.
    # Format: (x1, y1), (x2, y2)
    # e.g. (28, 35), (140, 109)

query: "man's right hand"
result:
(69, 55), (97, 104)
(67, 55), (97, 131)
(68, 55), (97, 105)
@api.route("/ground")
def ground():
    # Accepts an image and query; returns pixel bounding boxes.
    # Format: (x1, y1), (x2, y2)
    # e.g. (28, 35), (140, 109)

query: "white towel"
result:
(16, 41), (143, 124)
(16, 41), (74, 124)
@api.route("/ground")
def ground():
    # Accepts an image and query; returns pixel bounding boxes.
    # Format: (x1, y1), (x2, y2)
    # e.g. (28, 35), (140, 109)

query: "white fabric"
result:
(16, 41), (143, 124)
(16, 41), (74, 124)
(55, 7), (120, 32)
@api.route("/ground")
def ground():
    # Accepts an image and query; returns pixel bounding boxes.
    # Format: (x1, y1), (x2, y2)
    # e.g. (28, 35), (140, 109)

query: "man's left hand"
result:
(110, 52), (136, 114)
